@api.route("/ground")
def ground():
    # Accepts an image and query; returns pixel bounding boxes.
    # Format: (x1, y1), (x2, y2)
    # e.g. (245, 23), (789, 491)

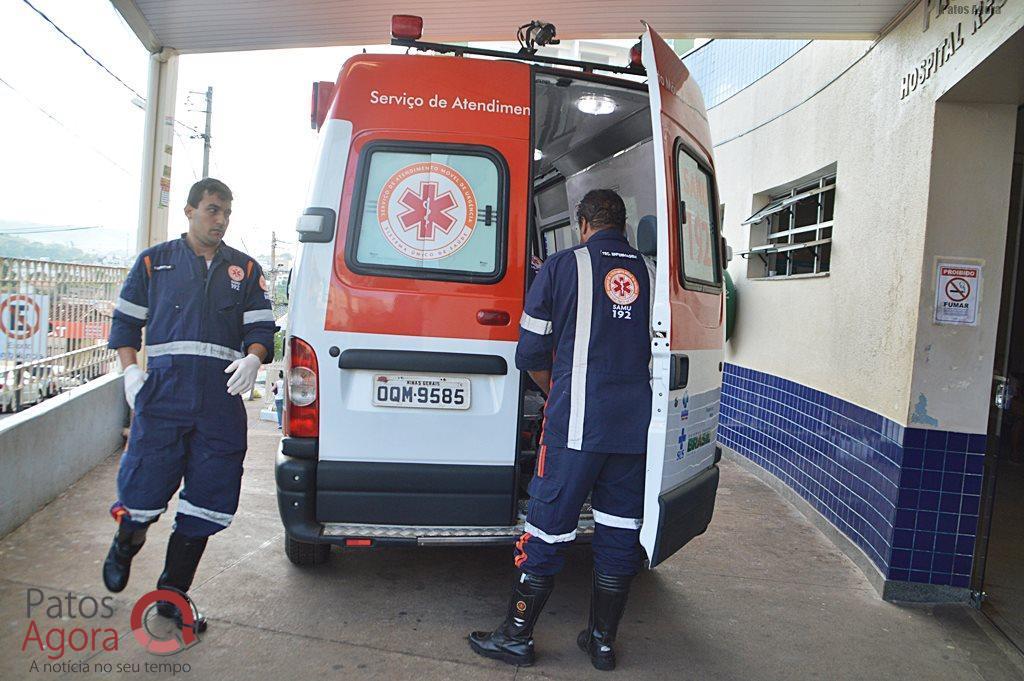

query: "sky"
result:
(0, 0), (386, 262)
(0, 1), (661, 264)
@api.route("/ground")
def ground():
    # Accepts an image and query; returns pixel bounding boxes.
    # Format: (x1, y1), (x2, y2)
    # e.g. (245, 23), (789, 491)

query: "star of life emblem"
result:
(604, 268), (640, 305)
(377, 162), (477, 261)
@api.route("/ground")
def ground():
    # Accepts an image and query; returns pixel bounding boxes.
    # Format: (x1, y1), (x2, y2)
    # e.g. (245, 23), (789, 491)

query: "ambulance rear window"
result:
(675, 144), (721, 288)
(347, 143), (507, 282)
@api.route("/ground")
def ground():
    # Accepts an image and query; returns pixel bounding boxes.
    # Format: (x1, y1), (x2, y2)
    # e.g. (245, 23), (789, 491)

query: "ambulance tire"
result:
(285, 535), (330, 566)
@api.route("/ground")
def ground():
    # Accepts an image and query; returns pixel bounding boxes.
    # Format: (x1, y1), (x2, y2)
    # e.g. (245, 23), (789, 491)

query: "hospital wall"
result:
(707, 1), (1024, 598)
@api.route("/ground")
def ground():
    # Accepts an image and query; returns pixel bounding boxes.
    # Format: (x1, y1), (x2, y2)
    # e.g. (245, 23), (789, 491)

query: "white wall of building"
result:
(710, 1), (1024, 429)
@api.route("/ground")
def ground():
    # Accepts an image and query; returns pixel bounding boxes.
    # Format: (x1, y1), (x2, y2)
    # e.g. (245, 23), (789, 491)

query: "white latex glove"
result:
(123, 364), (148, 410)
(224, 353), (261, 396)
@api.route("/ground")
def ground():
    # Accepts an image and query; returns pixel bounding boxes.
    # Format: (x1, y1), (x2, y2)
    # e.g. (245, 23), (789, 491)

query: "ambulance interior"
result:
(515, 71), (656, 504)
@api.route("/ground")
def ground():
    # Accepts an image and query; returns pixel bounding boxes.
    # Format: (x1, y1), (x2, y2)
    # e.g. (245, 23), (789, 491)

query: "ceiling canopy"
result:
(110, 0), (916, 54)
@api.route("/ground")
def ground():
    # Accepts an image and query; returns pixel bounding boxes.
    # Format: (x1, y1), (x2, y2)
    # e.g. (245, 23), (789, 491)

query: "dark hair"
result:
(278, 370), (284, 378)
(575, 189), (626, 232)
(187, 178), (233, 208)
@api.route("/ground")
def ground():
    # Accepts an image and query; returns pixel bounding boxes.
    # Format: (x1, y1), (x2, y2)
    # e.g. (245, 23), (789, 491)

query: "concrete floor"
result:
(1, 401), (1022, 680)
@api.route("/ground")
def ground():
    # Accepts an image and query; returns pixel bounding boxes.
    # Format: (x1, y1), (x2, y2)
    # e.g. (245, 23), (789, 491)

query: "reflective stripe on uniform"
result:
(123, 505), (165, 522)
(524, 521), (577, 544)
(592, 509), (643, 530)
(147, 341), (244, 362)
(242, 309), (275, 324)
(116, 297), (148, 321)
(177, 499), (234, 527)
(520, 312), (552, 335)
(567, 248), (593, 450)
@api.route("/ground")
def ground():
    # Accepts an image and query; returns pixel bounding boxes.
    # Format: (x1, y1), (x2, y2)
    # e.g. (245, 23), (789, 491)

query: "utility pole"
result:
(188, 86), (214, 177)
(269, 231), (278, 306)
(201, 86), (212, 177)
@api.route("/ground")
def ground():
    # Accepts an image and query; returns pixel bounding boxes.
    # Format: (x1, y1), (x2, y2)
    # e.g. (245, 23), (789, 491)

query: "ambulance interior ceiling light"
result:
(534, 149), (544, 161)
(576, 94), (617, 115)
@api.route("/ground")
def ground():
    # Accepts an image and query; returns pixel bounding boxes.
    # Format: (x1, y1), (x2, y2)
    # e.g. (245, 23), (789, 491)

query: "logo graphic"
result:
(130, 589), (201, 655)
(604, 268), (639, 305)
(258, 275), (269, 291)
(377, 162), (477, 260)
(227, 265), (245, 282)
(515, 600), (527, 613)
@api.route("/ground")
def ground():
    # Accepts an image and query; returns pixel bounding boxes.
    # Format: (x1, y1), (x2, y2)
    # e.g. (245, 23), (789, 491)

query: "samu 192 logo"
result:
(376, 162), (477, 261)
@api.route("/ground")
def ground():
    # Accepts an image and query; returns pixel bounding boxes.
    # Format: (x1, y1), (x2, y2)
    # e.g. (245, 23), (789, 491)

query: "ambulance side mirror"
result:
(296, 207), (336, 243)
(311, 81), (335, 131)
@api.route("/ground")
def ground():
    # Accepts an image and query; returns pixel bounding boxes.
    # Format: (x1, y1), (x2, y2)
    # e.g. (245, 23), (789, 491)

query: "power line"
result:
(0, 226), (99, 235)
(19, 0), (201, 137)
(0, 75), (131, 175)
(20, 0), (145, 101)
(173, 129), (200, 181)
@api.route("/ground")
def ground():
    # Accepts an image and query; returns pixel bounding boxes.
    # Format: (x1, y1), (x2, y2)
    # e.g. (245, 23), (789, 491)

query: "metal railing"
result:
(0, 257), (126, 414)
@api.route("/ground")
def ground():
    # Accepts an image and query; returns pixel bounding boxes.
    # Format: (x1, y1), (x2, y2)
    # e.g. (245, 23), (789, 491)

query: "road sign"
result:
(934, 263), (981, 326)
(0, 293), (50, 360)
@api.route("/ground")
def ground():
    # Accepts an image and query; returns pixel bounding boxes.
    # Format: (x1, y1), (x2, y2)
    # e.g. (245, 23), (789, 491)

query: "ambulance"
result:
(276, 16), (727, 569)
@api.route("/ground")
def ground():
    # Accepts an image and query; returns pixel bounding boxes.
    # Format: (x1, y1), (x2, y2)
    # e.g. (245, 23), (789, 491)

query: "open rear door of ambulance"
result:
(639, 24), (725, 568)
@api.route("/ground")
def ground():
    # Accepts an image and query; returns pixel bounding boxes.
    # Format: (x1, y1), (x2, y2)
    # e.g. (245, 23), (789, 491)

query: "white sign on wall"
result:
(934, 263), (981, 326)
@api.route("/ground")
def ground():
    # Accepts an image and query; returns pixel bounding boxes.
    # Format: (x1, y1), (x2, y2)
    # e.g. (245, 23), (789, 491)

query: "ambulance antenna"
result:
(516, 20), (559, 56)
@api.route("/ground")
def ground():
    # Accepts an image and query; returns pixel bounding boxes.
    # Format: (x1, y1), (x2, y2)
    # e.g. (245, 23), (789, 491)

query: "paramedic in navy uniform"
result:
(101, 178), (277, 631)
(469, 189), (652, 671)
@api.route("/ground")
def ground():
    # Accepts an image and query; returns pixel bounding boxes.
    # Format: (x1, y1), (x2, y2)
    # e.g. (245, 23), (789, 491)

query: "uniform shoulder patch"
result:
(604, 268), (640, 305)
(227, 265), (245, 282)
(259, 275), (269, 291)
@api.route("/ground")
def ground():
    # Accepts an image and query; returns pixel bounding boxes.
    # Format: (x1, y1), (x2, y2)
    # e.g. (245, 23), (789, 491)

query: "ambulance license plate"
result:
(372, 375), (471, 410)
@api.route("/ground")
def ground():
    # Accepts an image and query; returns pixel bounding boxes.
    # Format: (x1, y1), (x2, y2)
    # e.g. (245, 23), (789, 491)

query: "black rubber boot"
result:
(155, 531), (209, 633)
(577, 571), (633, 671)
(468, 572), (555, 667)
(102, 524), (148, 593)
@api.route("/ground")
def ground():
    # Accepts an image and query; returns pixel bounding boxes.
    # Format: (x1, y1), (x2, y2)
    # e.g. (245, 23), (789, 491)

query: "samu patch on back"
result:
(604, 268), (639, 305)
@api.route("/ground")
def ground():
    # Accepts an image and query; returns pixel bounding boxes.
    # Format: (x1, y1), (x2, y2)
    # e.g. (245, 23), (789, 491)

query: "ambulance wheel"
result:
(285, 535), (330, 566)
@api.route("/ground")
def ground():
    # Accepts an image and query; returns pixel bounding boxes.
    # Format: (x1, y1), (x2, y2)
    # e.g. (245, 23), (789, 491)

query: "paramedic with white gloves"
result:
(102, 178), (277, 632)
(469, 189), (652, 671)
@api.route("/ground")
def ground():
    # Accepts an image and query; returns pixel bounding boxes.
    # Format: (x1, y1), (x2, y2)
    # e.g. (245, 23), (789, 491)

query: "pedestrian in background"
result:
(274, 370), (285, 429)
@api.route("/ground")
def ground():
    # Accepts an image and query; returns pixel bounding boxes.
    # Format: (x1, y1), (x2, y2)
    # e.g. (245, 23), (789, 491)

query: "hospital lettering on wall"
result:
(900, 0), (1006, 100)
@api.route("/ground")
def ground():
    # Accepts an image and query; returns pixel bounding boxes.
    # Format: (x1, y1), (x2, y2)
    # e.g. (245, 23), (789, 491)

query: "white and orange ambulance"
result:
(277, 17), (726, 569)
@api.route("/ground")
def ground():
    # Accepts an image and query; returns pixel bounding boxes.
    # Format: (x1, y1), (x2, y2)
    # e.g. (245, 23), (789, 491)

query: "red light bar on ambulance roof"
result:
(392, 15), (423, 41)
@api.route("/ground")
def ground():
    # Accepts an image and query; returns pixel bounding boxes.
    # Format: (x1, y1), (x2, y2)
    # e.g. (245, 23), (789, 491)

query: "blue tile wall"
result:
(718, 364), (985, 589)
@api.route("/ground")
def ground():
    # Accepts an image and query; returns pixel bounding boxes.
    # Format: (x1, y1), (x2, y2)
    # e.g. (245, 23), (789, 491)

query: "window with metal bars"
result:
(741, 175), (834, 278)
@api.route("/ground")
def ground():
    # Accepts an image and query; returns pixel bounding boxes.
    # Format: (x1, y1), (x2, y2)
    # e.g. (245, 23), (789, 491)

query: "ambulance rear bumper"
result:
(276, 438), (590, 547)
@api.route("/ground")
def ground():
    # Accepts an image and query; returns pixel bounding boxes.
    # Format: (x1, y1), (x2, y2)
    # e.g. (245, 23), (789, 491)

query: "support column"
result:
(136, 48), (179, 253)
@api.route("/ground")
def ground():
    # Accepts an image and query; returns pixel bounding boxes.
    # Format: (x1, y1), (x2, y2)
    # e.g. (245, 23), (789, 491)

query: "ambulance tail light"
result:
(391, 15), (423, 40)
(286, 336), (319, 438)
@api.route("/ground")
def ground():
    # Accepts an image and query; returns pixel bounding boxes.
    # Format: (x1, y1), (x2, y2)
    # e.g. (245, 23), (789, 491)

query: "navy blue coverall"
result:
(514, 229), (652, 577)
(109, 235), (277, 538)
